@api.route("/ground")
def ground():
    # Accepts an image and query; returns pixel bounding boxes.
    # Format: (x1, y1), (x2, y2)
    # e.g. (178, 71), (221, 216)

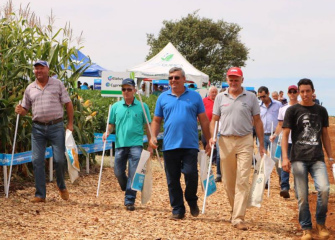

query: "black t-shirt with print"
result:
(283, 103), (329, 162)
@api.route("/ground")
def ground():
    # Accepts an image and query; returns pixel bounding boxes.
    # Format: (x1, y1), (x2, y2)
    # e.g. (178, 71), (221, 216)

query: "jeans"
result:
(32, 122), (66, 198)
(280, 143), (291, 191)
(291, 160), (330, 230)
(163, 148), (199, 215)
(114, 146), (142, 205)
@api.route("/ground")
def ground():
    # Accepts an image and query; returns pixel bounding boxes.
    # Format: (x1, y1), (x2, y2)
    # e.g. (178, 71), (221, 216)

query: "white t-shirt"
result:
(278, 104), (292, 143)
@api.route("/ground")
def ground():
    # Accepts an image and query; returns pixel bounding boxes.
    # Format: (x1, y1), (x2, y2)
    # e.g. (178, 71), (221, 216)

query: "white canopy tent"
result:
(127, 42), (209, 87)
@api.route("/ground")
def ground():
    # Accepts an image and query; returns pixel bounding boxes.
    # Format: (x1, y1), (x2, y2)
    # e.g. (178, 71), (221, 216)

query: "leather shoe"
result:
(190, 205), (200, 217)
(215, 177), (222, 182)
(59, 188), (69, 200)
(170, 213), (185, 220)
(234, 222), (248, 230)
(126, 204), (135, 211)
(30, 197), (46, 203)
(280, 190), (290, 199)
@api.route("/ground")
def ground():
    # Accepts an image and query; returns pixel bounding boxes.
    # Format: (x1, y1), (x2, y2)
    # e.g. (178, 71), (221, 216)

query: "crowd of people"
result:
(15, 61), (334, 240)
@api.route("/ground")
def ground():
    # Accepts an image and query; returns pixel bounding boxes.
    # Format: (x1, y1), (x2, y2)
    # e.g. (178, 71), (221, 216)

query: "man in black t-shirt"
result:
(282, 78), (333, 240)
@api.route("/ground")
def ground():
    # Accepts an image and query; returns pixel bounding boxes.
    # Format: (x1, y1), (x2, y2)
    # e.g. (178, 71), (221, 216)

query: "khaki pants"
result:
(219, 134), (253, 225)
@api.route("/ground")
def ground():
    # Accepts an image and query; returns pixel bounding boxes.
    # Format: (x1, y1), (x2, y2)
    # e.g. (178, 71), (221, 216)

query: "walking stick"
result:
(6, 101), (21, 198)
(136, 87), (163, 169)
(202, 121), (218, 214)
(268, 121), (274, 197)
(96, 104), (112, 197)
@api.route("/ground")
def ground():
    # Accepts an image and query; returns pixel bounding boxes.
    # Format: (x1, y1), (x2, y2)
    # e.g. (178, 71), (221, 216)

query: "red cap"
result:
(227, 67), (243, 77)
(288, 85), (298, 91)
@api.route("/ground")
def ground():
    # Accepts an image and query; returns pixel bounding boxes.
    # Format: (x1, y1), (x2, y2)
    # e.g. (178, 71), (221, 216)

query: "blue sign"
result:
(94, 78), (102, 90)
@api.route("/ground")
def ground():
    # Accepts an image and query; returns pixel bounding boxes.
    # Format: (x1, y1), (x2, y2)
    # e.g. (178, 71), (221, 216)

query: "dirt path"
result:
(0, 119), (334, 240)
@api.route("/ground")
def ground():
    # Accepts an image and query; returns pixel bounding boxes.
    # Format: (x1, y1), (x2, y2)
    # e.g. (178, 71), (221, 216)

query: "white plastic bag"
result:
(131, 149), (151, 191)
(248, 154), (266, 208)
(198, 150), (216, 197)
(65, 129), (80, 183)
(141, 158), (152, 204)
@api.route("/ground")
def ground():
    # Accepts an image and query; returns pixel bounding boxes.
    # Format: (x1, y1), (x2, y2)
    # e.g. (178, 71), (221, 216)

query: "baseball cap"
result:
(288, 85), (298, 91)
(33, 60), (49, 68)
(122, 78), (135, 86)
(227, 67), (243, 77)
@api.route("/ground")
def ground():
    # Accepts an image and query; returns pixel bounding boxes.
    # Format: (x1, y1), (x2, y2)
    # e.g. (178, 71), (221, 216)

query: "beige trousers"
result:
(219, 133), (253, 225)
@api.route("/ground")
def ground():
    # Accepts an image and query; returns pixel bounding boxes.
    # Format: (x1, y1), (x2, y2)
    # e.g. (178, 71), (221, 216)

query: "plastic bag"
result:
(198, 150), (216, 197)
(131, 149), (151, 191)
(141, 158), (152, 204)
(248, 154), (266, 208)
(65, 129), (80, 183)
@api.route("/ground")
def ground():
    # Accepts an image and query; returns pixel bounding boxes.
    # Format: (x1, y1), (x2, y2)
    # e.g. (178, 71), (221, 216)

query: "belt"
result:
(33, 118), (63, 126)
(264, 132), (274, 136)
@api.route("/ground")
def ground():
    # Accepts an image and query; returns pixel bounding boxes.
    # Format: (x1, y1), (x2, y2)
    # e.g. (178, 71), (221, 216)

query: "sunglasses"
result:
(122, 88), (133, 92)
(258, 95), (266, 99)
(168, 76), (181, 80)
(288, 90), (297, 94)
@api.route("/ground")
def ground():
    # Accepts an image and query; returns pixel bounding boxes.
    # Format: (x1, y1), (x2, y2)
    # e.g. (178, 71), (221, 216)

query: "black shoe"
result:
(170, 213), (185, 220)
(265, 183), (268, 189)
(126, 204), (135, 211)
(280, 190), (290, 199)
(190, 205), (200, 217)
(215, 177), (222, 182)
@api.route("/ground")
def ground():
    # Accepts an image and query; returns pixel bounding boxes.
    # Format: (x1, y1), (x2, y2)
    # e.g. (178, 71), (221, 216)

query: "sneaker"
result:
(280, 190), (290, 199)
(190, 205), (200, 217)
(215, 177), (222, 182)
(233, 222), (248, 231)
(59, 188), (69, 200)
(170, 213), (185, 220)
(30, 197), (46, 203)
(316, 224), (330, 239)
(301, 230), (312, 240)
(126, 204), (135, 211)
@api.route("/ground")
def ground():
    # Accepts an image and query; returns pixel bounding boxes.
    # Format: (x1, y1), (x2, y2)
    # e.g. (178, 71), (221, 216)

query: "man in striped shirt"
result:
(15, 60), (74, 203)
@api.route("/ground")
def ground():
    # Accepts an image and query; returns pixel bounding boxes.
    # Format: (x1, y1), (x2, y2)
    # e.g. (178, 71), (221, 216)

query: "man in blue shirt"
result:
(258, 86), (282, 187)
(149, 67), (211, 220)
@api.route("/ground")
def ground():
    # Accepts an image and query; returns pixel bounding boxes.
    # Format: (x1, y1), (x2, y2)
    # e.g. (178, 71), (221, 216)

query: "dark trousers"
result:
(163, 148), (199, 215)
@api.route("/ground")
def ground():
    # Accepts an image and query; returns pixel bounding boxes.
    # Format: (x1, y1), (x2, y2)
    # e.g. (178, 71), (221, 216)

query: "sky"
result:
(7, 0), (335, 115)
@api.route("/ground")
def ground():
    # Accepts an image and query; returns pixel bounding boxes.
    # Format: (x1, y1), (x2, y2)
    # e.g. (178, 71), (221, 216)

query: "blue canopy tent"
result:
(67, 50), (107, 77)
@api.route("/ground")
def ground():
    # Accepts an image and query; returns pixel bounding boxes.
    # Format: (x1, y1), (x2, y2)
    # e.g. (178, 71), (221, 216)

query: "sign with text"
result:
(101, 71), (131, 97)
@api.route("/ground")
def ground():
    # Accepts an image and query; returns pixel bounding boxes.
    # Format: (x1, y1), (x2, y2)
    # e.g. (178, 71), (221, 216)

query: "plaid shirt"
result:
(22, 77), (71, 122)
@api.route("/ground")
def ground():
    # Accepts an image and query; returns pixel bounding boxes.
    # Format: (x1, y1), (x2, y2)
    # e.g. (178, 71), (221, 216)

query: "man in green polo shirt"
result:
(103, 78), (152, 211)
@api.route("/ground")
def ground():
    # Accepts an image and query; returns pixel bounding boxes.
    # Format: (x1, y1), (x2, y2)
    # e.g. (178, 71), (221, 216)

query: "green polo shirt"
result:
(109, 98), (151, 148)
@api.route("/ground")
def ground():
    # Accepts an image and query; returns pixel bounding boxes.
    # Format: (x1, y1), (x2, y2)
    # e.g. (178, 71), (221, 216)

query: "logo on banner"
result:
(108, 76), (113, 81)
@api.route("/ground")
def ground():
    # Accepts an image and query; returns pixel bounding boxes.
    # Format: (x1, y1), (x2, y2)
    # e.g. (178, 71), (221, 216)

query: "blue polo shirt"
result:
(109, 98), (151, 148)
(260, 99), (282, 134)
(154, 87), (205, 151)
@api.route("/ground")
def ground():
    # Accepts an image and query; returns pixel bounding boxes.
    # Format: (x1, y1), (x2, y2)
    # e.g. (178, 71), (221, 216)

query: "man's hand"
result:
(66, 123), (74, 132)
(269, 134), (277, 143)
(149, 137), (158, 149)
(282, 157), (291, 173)
(208, 137), (216, 148)
(259, 145), (266, 157)
(205, 143), (211, 155)
(147, 146), (153, 155)
(102, 132), (109, 142)
(15, 104), (26, 116)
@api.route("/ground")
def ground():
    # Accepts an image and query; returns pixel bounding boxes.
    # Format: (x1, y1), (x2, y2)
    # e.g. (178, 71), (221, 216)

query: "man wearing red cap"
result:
(209, 67), (265, 230)
(270, 85), (299, 199)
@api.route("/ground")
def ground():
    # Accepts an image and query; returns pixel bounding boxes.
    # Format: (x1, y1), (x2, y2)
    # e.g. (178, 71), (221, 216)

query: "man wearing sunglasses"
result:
(103, 78), (152, 211)
(258, 86), (282, 188)
(209, 67), (265, 230)
(270, 85), (299, 199)
(149, 67), (211, 220)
